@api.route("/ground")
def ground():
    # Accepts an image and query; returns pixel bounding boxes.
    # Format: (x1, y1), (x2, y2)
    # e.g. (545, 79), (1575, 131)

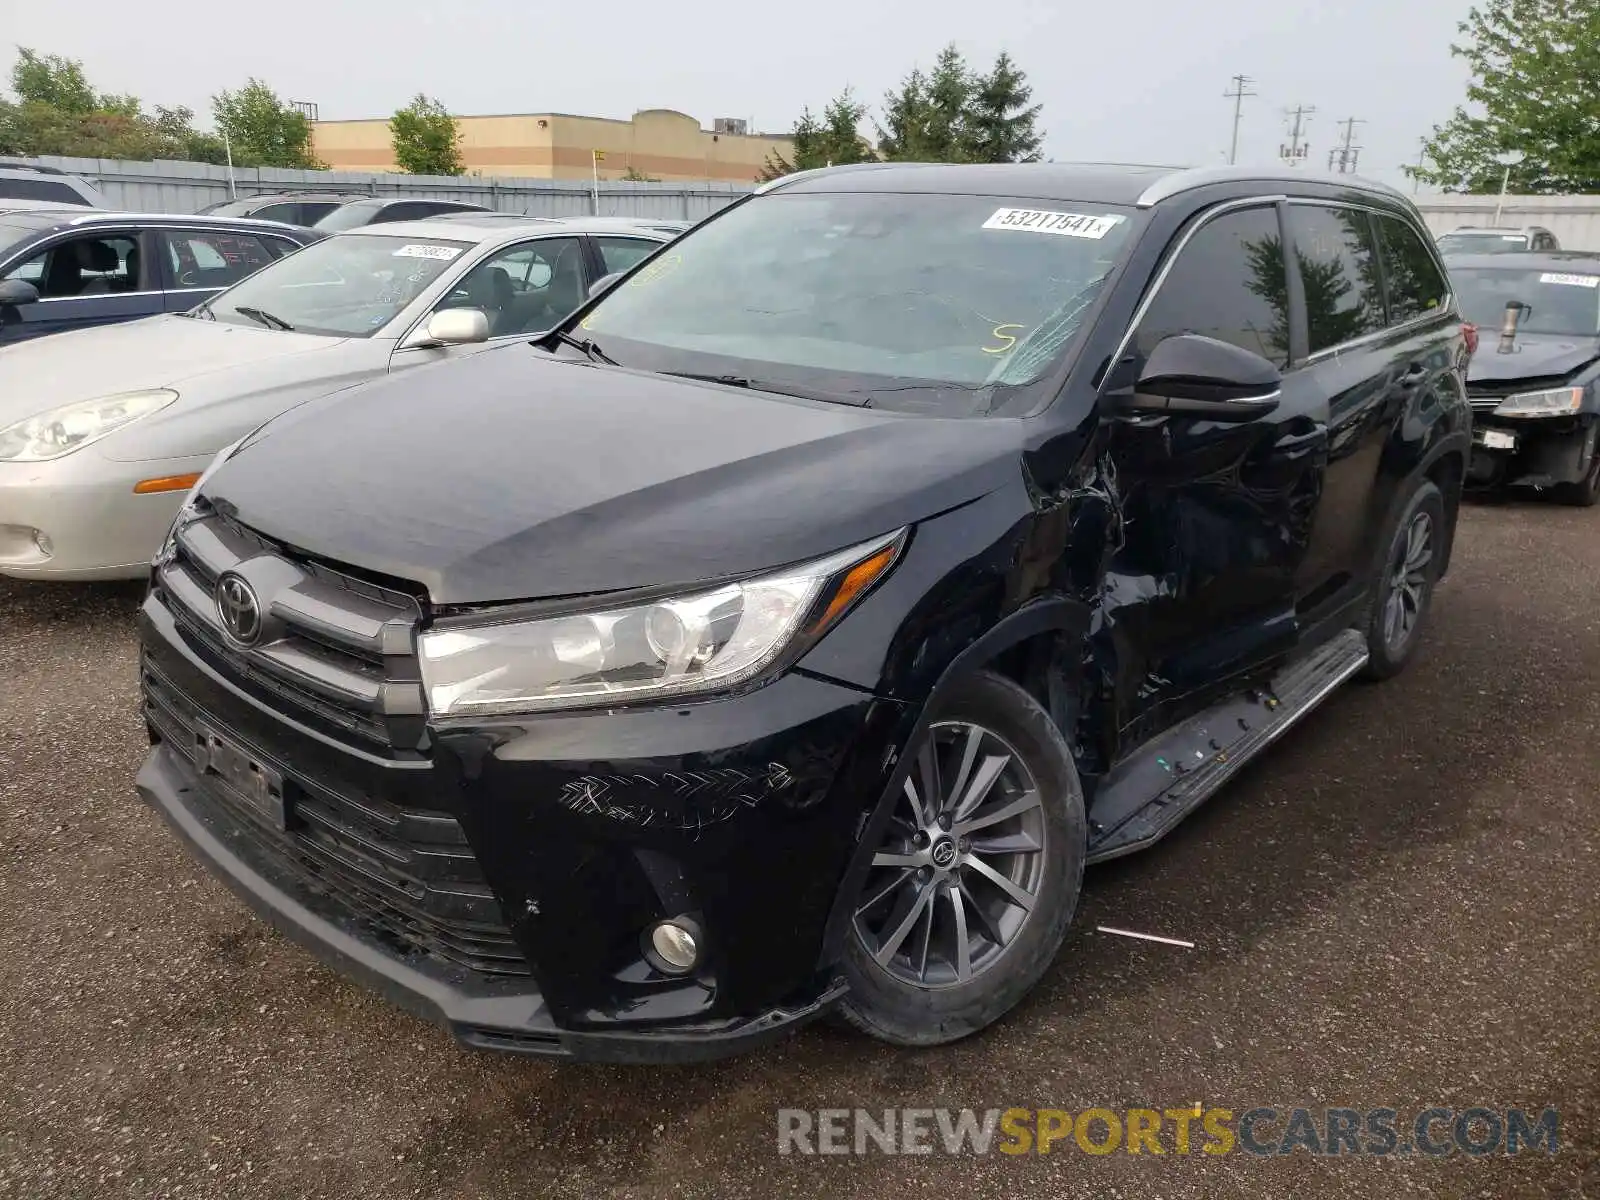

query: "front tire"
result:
(837, 670), (1086, 1047)
(1360, 479), (1445, 681)
(1555, 423), (1600, 507)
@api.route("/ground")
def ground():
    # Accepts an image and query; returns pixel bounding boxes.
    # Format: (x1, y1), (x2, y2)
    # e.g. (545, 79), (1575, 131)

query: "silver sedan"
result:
(0, 214), (674, 580)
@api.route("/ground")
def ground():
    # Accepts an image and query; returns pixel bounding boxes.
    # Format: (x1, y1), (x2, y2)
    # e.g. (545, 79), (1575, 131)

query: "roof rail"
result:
(0, 160), (70, 176)
(1136, 164), (1405, 208)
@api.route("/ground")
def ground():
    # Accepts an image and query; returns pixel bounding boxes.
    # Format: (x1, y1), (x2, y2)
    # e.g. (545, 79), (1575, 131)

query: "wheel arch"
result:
(817, 597), (1091, 966)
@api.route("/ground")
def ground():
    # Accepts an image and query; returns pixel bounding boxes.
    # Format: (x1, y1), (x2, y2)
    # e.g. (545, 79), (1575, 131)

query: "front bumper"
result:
(1467, 411), (1598, 487)
(136, 592), (906, 1062)
(137, 745), (844, 1062)
(0, 450), (208, 580)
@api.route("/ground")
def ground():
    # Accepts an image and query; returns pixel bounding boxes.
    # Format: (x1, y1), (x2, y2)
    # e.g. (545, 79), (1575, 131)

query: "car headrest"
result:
(78, 240), (120, 271)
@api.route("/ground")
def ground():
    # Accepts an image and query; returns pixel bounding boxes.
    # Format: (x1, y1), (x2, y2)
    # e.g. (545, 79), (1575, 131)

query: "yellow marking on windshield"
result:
(982, 324), (1027, 354)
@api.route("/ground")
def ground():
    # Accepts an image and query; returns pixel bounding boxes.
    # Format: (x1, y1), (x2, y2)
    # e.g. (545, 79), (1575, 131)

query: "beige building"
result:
(312, 108), (792, 184)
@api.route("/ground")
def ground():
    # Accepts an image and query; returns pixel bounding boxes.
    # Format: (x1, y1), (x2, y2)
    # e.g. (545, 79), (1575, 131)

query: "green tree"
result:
(878, 45), (974, 162)
(1411, 0), (1600, 193)
(965, 51), (1043, 163)
(621, 164), (660, 182)
(389, 93), (464, 176)
(10, 48), (97, 114)
(757, 89), (873, 181)
(213, 80), (322, 169)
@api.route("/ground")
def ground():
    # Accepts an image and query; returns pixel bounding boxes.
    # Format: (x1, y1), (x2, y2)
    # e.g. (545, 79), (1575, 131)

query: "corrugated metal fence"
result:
(19, 155), (1600, 251)
(1414, 194), (1600, 253)
(19, 154), (755, 219)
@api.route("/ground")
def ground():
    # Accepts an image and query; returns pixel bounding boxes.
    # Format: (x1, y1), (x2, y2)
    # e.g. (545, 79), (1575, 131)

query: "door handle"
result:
(1396, 364), (1428, 389)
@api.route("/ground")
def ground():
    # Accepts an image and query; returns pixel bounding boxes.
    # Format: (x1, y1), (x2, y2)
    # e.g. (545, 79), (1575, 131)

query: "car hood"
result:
(1467, 333), (1600, 384)
(0, 314), (351, 427)
(207, 346), (1024, 604)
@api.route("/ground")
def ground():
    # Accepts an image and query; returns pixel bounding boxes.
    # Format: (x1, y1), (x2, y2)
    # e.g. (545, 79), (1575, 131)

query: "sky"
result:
(1, 0), (1474, 189)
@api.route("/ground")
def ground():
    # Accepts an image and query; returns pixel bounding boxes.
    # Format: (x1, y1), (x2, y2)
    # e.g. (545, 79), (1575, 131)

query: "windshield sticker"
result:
(393, 244), (461, 261)
(1539, 272), (1600, 287)
(982, 209), (1124, 239)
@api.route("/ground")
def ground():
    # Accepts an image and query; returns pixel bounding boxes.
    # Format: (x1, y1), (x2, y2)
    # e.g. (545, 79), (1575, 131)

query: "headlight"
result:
(1494, 387), (1584, 417)
(0, 390), (178, 461)
(419, 529), (906, 716)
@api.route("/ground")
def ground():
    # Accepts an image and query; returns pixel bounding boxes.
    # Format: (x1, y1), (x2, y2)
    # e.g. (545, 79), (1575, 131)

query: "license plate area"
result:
(194, 723), (295, 831)
(1475, 428), (1517, 451)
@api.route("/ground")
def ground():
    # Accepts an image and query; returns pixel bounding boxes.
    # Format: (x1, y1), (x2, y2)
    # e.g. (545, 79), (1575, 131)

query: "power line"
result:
(1327, 117), (1366, 174)
(1279, 104), (1316, 168)
(1224, 74), (1256, 165)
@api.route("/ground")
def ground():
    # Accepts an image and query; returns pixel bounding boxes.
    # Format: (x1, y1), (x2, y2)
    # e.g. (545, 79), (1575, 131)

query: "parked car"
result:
(0, 214), (674, 579)
(312, 197), (492, 231)
(198, 192), (370, 228)
(1437, 225), (1560, 256)
(1450, 250), (1600, 504)
(0, 161), (109, 207)
(0, 206), (321, 345)
(134, 162), (1471, 1062)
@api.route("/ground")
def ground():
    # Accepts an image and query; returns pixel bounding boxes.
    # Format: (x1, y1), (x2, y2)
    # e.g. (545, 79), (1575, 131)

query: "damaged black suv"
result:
(1451, 250), (1600, 505)
(136, 163), (1471, 1061)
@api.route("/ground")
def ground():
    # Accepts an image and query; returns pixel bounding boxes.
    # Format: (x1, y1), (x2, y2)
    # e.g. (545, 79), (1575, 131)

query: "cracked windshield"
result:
(580, 192), (1136, 413)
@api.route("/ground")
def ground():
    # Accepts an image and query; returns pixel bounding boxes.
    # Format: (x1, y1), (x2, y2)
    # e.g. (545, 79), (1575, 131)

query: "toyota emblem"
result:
(215, 573), (262, 645)
(930, 837), (958, 869)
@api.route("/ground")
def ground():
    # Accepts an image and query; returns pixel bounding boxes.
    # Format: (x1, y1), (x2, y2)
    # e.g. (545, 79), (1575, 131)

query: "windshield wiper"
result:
(231, 305), (295, 332)
(549, 329), (617, 365)
(660, 371), (871, 407)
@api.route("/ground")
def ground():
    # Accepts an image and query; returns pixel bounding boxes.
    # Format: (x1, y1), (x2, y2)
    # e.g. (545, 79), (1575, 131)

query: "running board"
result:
(1085, 629), (1369, 864)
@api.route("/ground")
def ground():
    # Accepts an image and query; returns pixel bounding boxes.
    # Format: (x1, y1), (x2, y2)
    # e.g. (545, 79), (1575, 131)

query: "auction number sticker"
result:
(1539, 272), (1600, 287)
(393, 244), (462, 260)
(982, 209), (1124, 239)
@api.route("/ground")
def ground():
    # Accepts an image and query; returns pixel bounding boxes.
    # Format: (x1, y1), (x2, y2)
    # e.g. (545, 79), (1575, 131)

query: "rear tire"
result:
(837, 670), (1085, 1047)
(1360, 479), (1445, 681)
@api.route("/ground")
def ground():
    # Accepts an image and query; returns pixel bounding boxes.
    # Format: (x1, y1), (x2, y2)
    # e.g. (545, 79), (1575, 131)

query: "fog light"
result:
(645, 918), (702, 974)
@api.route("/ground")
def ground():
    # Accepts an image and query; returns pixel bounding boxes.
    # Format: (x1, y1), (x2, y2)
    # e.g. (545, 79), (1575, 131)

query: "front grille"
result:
(144, 659), (531, 978)
(153, 509), (426, 753)
(1468, 374), (1570, 405)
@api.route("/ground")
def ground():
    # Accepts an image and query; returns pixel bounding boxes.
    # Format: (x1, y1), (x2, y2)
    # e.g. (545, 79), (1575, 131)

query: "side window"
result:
(1374, 215), (1449, 325)
(1134, 205), (1289, 368)
(377, 202), (434, 223)
(1, 233), (141, 297)
(263, 236), (301, 260)
(162, 231), (277, 290)
(250, 203), (298, 224)
(435, 237), (585, 336)
(1284, 205), (1386, 353)
(595, 236), (660, 275)
(0, 178), (90, 205)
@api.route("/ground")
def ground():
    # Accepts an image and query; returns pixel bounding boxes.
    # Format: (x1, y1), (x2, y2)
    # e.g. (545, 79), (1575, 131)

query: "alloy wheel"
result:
(1382, 510), (1434, 652)
(853, 721), (1047, 989)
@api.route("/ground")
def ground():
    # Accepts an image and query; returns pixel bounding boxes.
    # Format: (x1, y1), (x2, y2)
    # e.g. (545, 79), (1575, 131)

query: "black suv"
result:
(136, 163), (1471, 1062)
(1449, 250), (1600, 505)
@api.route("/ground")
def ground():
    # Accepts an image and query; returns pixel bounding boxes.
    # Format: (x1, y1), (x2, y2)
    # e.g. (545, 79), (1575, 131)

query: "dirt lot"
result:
(0, 499), (1596, 1200)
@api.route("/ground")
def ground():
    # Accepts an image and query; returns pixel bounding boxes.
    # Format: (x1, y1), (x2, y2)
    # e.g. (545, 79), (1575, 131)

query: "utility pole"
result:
(1327, 117), (1365, 174)
(1279, 104), (1316, 168)
(1224, 74), (1256, 165)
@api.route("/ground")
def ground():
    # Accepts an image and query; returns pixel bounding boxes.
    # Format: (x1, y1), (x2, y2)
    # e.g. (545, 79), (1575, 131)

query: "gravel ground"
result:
(0, 499), (1596, 1199)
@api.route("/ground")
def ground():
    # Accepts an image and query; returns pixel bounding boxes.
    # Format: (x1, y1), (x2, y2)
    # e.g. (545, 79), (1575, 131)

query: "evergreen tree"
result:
(965, 51), (1043, 163)
(757, 90), (873, 181)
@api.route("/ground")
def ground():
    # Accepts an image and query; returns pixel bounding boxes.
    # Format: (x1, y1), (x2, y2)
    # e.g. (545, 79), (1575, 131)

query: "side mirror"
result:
(0, 278), (41, 309)
(588, 272), (623, 300)
(1112, 333), (1282, 421)
(403, 307), (490, 349)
